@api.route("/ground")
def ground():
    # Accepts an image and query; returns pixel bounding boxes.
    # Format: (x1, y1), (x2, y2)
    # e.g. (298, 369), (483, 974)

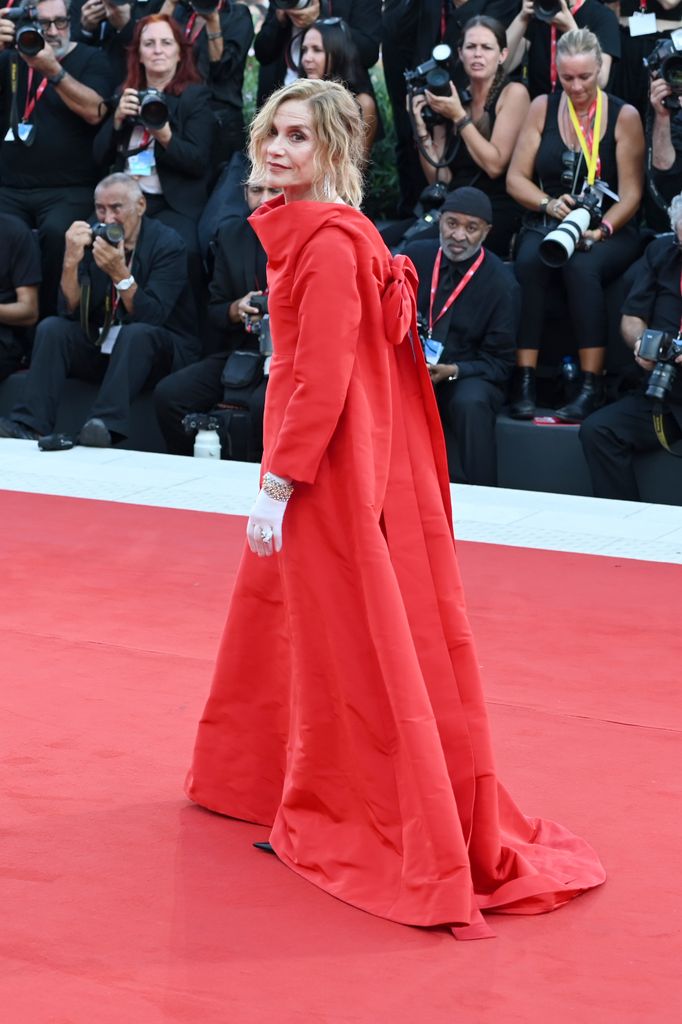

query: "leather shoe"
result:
(509, 366), (536, 420)
(79, 417), (113, 447)
(554, 372), (603, 423)
(0, 416), (40, 440)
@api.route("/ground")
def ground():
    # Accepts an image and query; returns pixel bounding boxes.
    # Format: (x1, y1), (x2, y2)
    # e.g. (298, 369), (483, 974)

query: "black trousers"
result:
(579, 391), (682, 500)
(514, 225), (642, 350)
(153, 352), (267, 457)
(12, 317), (176, 438)
(0, 185), (93, 315)
(0, 324), (25, 382)
(435, 376), (505, 487)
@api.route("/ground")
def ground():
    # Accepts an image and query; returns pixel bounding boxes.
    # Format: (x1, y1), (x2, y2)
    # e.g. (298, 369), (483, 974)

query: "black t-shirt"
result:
(0, 43), (113, 188)
(525, 0), (621, 99)
(0, 212), (41, 303)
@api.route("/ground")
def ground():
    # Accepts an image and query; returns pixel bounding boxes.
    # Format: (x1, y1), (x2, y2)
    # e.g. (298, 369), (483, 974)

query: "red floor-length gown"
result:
(186, 196), (605, 938)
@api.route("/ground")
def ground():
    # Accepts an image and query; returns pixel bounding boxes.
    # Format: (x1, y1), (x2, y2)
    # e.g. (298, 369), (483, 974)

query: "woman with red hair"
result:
(93, 14), (214, 290)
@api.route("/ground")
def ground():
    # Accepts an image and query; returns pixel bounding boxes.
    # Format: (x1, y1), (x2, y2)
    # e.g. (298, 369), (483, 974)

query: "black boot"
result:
(554, 372), (603, 423)
(509, 367), (536, 420)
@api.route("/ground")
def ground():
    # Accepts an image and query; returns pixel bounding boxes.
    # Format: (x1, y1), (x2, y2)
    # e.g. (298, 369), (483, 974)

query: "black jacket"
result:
(207, 215), (268, 356)
(92, 84), (214, 219)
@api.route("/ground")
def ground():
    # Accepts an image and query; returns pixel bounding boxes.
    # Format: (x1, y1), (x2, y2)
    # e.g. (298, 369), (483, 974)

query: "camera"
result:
(273, 0), (313, 10)
(644, 29), (682, 111)
(182, 412), (222, 434)
(249, 294), (268, 317)
(3, 2), (44, 57)
(638, 329), (682, 401)
(244, 297), (272, 359)
(179, 0), (221, 13)
(91, 222), (125, 246)
(404, 44), (454, 129)
(136, 89), (169, 130)
(533, 0), (561, 24)
(560, 150), (580, 193)
(540, 183), (606, 267)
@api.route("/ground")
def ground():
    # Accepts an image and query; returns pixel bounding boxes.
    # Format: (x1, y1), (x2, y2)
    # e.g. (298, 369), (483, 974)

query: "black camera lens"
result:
(138, 89), (169, 130)
(664, 56), (682, 91)
(646, 362), (677, 402)
(92, 222), (125, 246)
(16, 24), (44, 56)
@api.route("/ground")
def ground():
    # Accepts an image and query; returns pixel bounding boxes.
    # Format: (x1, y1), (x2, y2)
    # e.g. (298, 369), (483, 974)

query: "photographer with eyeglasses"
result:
(0, 0), (113, 312)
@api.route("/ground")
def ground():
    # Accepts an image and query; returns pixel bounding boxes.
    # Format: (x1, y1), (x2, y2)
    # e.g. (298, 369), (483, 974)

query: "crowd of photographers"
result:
(0, 0), (680, 502)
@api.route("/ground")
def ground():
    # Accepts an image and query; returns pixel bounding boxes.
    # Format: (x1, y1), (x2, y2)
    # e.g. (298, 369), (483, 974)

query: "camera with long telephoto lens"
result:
(638, 329), (682, 401)
(533, 0), (561, 23)
(136, 89), (169, 130)
(643, 29), (682, 111)
(3, 2), (44, 56)
(91, 223), (125, 246)
(404, 44), (454, 129)
(273, 0), (313, 10)
(539, 184), (605, 267)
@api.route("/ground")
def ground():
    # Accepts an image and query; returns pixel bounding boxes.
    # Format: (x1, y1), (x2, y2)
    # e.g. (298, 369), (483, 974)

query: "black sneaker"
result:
(0, 416), (40, 440)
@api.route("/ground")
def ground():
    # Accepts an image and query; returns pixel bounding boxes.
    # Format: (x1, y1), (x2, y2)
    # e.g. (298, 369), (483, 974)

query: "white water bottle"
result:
(194, 427), (221, 459)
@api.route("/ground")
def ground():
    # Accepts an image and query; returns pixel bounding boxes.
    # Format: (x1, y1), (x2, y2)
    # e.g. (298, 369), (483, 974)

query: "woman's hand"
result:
(409, 91), (429, 131)
(247, 487), (289, 556)
(424, 82), (466, 125)
(149, 122), (172, 147)
(547, 193), (576, 221)
(114, 88), (140, 130)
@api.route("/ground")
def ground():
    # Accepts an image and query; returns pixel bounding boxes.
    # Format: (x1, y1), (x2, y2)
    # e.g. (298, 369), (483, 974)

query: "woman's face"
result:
(557, 52), (600, 108)
(459, 26), (504, 82)
(139, 21), (181, 81)
(301, 29), (327, 80)
(262, 99), (320, 201)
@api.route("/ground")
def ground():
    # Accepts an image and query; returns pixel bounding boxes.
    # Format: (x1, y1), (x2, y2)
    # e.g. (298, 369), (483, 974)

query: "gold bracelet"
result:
(263, 472), (294, 502)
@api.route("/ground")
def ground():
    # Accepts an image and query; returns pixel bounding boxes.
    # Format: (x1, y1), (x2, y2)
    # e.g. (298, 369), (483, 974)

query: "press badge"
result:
(423, 337), (444, 365)
(99, 325), (121, 354)
(629, 13), (657, 37)
(127, 148), (155, 176)
(4, 123), (35, 143)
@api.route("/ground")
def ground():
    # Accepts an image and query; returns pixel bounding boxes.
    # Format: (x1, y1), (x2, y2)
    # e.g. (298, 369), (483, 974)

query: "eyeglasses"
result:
(37, 17), (70, 31)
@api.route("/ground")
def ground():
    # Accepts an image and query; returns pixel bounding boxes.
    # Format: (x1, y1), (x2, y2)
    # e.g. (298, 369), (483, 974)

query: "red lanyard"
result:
(569, 94), (602, 181)
(184, 12), (199, 41)
(550, 0), (586, 93)
(428, 247), (485, 338)
(23, 68), (49, 122)
(440, 0), (448, 40)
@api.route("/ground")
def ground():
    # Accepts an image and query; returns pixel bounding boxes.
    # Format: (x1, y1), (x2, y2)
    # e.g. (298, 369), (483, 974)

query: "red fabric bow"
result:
(381, 254), (419, 346)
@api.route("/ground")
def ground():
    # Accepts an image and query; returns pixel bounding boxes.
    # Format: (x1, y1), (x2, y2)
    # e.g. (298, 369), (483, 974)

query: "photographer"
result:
(0, 0), (113, 312)
(254, 0), (381, 106)
(609, 1), (682, 117)
(579, 193), (682, 500)
(506, 28), (644, 422)
(504, 0), (620, 98)
(409, 16), (529, 258)
(92, 13), (213, 294)
(649, 72), (682, 206)
(70, 0), (138, 83)
(405, 187), (518, 486)
(153, 180), (279, 458)
(0, 173), (199, 446)
(0, 212), (41, 381)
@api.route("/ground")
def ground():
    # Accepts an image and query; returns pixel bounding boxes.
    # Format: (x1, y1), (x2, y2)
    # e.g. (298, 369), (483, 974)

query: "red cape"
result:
(186, 197), (604, 938)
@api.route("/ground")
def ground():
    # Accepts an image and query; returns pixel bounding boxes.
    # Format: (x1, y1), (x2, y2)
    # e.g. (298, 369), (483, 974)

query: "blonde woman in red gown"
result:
(186, 78), (605, 940)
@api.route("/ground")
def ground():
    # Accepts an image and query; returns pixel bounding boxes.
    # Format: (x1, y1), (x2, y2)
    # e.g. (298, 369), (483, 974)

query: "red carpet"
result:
(1, 490), (680, 1023)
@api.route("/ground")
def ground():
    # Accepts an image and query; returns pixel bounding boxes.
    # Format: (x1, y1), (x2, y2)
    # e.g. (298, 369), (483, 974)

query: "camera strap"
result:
(8, 55), (42, 147)
(653, 403), (682, 456)
(567, 89), (602, 186)
(428, 246), (485, 338)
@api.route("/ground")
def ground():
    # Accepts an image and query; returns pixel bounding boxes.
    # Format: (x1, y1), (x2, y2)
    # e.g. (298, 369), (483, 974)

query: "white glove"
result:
(246, 488), (288, 556)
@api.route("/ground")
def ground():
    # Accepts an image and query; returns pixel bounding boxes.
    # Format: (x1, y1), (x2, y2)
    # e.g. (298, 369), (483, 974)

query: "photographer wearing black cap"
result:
(579, 193), (682, 501)
(0, 0), (113, 312)
(0, 173), (200, 447)
(405, 186), (518, 486)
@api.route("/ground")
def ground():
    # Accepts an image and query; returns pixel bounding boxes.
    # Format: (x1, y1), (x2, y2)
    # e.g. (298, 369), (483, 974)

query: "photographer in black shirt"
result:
(650, 73), (682, 207)
(0, 212), (41, 381)
(0, 0), (113, 312)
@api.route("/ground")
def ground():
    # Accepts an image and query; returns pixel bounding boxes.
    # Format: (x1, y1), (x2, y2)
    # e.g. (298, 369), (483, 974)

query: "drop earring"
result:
(323, 174), (332, 200)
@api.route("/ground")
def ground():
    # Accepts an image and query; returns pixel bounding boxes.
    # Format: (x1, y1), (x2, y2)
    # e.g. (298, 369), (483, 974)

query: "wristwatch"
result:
(115, 275), (135, 291)
(47, 67), (66, 87)
(539, 196), (550, 214)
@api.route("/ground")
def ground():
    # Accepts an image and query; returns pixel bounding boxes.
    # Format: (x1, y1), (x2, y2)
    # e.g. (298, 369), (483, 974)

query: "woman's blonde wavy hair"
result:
(248, 79), (365, 208)
(556, 27), (603, 69)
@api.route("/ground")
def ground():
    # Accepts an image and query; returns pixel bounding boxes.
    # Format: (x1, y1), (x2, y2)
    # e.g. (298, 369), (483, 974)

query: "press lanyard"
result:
(567, 89), (602, 185)
(550, 0), (587, 93)
(22, 68), (49, 122)
(428, 247), (485, 338)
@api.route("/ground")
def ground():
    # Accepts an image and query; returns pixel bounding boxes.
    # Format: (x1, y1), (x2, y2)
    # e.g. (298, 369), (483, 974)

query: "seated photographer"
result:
(254, 0), (381, 107)
(405, 187), (518, 487)
(409, 15), (529, 259)
(92, 13), (213, 294)
(504, 0), (620, 99)
(506, 28), (644, 422)
(299, 16), (378, 160)
(608, 1), (682, 118)
(579, 193), (682, 500)
(160, 0), (254, 169)
(0, 212), (41, 381)
(0, 0), (113, 313)
(0, 173), (199, 445)
(153, 179), (279, 458)
(650, 73), (682, 207)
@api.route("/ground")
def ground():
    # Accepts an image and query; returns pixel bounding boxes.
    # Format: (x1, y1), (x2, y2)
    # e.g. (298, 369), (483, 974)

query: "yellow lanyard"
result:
(566, 89), (602, 186)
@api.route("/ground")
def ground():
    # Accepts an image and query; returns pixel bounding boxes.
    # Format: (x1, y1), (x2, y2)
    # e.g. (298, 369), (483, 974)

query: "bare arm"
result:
(506, 95), (549, 210)
(650, 78), (677, 170)
(504, 1), (533, 74)
(60, 222), (93, 314)
(23, 47), (106, 125)
(0, 284), (39, 327)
